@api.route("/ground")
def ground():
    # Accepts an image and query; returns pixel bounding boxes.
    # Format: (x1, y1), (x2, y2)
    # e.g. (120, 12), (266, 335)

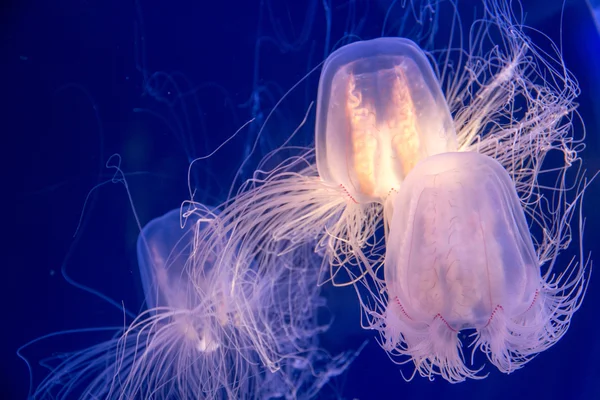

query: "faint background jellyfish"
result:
(21, 204), (356, 399)
(7, 0), (600, 399)
(24, 206), (257, 399)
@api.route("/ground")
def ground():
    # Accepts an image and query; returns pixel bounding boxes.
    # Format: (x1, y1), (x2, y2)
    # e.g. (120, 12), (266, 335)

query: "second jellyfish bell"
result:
(381, 151), (563, 381)
(315, 37), (458, 205)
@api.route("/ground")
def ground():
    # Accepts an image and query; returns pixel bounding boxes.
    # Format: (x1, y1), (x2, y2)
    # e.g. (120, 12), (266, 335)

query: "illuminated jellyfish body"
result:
(375, 151), (587, 382)
(315, 37), (457, 206)
(29, 206), (355, 399)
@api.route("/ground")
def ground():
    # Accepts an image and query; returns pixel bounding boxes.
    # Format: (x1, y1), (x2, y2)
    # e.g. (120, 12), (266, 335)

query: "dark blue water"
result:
(5, 0), (600, 399)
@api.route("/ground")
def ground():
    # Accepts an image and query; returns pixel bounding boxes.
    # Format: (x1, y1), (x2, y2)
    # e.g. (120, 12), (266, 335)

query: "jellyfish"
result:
(186, 0), (588, 383)
(370, 151), (588, 382)
(315, 37), (457, 205)
(24, 205), (356, 399)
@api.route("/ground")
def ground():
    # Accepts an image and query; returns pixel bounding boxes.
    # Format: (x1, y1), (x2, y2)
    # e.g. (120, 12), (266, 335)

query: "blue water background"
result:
(4, 0), (600, 398)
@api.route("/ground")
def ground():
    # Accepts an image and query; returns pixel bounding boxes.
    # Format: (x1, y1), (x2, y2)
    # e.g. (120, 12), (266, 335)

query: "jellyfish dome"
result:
(374, 151), (587, 382)
(28, 205), (355, 399)
(315, 37), (457, 204)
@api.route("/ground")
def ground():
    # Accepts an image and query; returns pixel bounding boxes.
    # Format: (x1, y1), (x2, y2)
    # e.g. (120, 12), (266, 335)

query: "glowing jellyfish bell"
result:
(316, 37), (457, 205)
(380, 151), (585, 382)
